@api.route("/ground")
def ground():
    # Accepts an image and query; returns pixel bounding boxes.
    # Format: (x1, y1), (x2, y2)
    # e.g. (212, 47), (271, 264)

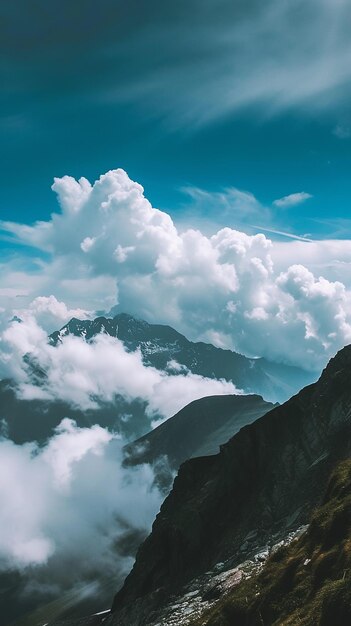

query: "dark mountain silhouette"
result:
(125, 394), (276, 471)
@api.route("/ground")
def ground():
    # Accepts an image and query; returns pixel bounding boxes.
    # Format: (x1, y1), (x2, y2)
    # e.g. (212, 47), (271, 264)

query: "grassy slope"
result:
(192, 459), (351, 626)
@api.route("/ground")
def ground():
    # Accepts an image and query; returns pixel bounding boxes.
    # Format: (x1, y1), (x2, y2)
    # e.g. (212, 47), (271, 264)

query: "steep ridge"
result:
(124, 394), (276, 470)
(50, 313), (316, 403)
(108, 345), (351, 625)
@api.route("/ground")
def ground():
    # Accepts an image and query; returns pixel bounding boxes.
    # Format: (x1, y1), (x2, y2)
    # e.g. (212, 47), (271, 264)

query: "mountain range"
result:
(0, 311), (295, 447)
(50, 313), (316, 404)
(1, 312), (314, 448)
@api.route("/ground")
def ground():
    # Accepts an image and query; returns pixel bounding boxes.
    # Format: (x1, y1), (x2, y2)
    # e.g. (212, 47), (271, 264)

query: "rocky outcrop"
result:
(108, 345), (351, 625)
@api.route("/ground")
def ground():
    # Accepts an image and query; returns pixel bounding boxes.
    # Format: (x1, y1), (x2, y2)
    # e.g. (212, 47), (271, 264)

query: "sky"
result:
(1, 0), (351, 241)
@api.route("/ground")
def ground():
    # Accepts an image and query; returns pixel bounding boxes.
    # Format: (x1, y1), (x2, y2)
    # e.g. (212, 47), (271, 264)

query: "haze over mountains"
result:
(124, 394), (276, 472)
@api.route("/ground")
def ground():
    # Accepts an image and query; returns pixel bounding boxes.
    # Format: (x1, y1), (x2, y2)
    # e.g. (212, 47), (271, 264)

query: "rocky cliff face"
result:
(108, 345), (351, 625)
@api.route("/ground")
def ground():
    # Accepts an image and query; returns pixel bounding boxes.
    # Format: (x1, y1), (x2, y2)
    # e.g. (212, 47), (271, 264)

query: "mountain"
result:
(108, 344), (351, 626)
(124, 394), (276, 471)
(50, 312), (316, 404)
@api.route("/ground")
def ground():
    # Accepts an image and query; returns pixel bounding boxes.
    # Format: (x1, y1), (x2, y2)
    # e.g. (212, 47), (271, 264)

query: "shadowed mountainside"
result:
(124, 394), (276, 471)
(190, 459), (351, 626)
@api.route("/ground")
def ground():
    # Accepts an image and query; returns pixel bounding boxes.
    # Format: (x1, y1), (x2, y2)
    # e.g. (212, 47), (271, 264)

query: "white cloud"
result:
(2, 168), (351, 371)
(0, 418), (162, 600)
(0, 315), (239, 418)
(24, 295), (92, 332)
(100, 0), (351, 127)
(182, 186), (266, 220)
(273, 192), (313, 208)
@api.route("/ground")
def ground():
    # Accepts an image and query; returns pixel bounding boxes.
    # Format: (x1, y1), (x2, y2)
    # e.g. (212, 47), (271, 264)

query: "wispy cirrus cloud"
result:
(273, 192), (313, 209)
(98, 0), (351, 128)
(3, 1), (351, 130)
(251, 225), (313, 243)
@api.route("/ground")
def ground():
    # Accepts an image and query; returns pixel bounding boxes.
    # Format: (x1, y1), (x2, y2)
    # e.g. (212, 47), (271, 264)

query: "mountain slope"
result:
(191, 459), (351, 626)
(50, 313), (316, 404)
(124, 394), (276, 470)
(108, 345), (351, 625)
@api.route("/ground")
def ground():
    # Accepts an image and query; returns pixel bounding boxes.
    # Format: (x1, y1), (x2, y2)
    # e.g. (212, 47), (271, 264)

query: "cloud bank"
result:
(0, 313), (238, 419)
(0, 418), (162, 603)
(2, 168), (351, 371)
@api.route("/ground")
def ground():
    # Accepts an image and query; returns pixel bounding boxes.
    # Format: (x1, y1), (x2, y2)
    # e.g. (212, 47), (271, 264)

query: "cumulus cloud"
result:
(2, 168), (351, 371)
(0, 315), (239, 418)
(21, 295), (91, 333)
(0, 418), (162, 602)
(273, 192), (313, 208)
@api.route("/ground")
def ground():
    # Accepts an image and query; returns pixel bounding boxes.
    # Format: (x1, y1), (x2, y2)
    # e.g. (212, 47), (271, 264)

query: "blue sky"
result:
(1, 0), (351, 248)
